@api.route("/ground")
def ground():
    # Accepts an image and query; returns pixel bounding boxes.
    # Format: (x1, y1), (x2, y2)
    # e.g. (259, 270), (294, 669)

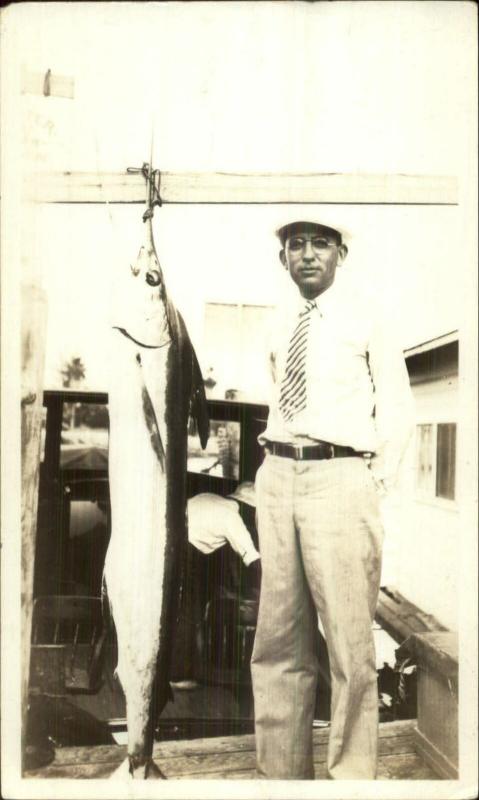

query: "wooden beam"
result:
(25, 170), (458, 205)
(23, 721), (437, 780)
(376, 587), (447, 644)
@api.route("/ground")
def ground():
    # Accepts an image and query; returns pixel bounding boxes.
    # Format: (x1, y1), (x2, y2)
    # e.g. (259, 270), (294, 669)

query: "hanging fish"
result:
(104, 165), (209, 779)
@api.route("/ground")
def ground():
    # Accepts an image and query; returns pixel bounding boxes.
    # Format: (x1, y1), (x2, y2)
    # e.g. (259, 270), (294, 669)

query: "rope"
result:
(128, 162), (162, 222)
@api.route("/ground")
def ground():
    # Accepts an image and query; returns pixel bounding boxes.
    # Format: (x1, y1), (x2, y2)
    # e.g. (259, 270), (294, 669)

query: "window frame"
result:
(414, 420), (458, 510)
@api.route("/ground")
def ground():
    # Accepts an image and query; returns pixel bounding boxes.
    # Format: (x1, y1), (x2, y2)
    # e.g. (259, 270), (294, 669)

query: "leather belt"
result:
(264, 440), (363, 461)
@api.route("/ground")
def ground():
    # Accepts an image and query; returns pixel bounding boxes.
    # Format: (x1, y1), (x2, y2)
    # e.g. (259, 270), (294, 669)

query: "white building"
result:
(393, 332), (459, 631)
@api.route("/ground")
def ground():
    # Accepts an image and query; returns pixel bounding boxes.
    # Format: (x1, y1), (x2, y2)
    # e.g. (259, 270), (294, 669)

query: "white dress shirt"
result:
(188, 493), (260, 566)
(259, 275), (415, 488)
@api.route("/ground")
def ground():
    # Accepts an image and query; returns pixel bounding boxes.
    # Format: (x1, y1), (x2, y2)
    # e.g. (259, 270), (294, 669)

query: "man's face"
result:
(280, 226), (348, 299)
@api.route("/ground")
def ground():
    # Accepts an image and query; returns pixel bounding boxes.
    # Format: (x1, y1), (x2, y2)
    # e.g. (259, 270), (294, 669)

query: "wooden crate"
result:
(397, 632), (458, 778)
(29, 645), (66, 696)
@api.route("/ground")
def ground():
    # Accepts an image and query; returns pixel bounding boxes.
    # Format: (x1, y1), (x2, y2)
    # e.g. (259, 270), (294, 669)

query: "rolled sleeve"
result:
(188, 494), (260, 565)
(224, 513), (261, 565)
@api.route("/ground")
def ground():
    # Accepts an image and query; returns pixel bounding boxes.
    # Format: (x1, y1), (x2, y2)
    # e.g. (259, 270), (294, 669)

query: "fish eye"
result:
(146, 270), (161, 287)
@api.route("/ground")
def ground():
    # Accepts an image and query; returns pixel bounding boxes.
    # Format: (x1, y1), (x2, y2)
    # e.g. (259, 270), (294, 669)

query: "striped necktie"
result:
(279, 299), (316, 422)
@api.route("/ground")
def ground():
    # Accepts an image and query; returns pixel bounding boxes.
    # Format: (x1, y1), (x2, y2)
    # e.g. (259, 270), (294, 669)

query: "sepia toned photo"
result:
(1, 2), (477, 799)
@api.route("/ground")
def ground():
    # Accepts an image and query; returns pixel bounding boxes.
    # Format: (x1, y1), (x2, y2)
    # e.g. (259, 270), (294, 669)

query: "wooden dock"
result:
(25, 719), (441, 780)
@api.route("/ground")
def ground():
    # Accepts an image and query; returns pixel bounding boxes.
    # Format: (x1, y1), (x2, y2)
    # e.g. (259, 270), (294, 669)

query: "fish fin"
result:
(100, 574), (114, 631)
(190, 349), (210, 450)
(141, 385), (166, 470)
(175, 312), (209, 449)
(165, 297), (179, 342)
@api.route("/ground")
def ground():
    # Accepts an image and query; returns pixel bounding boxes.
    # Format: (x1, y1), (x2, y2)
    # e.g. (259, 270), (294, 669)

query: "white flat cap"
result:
(276, 219), (351, 247)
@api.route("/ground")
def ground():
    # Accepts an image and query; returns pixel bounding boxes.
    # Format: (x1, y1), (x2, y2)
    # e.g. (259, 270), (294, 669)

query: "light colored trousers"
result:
(251, 454), (383, 779)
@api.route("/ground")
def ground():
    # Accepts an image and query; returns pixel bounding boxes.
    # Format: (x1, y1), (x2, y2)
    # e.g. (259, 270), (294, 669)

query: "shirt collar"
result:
(293, 277), (341, 318)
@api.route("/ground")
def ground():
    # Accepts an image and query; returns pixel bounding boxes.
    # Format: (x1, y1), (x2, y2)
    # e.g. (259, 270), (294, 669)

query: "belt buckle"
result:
(293, 444), (304, 460)
(326, 443), (335, 459)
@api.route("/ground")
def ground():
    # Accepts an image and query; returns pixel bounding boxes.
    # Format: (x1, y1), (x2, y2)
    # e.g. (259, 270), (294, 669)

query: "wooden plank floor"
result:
(25, 719), (441, 780)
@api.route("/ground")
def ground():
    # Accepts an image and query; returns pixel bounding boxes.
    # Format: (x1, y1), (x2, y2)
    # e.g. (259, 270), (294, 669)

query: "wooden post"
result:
(20, 283), (47, 765)
(17, 67), (73, 769)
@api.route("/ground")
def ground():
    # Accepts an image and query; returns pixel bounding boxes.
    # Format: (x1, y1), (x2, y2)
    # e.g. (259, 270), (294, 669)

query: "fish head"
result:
(111, 243), (171, 348)
(130, 244), (163, 290)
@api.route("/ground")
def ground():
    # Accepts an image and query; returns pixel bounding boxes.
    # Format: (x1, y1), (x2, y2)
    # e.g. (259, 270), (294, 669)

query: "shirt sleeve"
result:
(367, 312), (415, 489)
(223, 510), (261, 565)
(188, 496), (260, 564)
(187, 497), (227, 554)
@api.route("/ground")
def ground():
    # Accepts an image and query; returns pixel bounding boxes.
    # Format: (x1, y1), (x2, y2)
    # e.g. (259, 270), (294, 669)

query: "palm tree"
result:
(61, 357), (86, 428)
(61, 357), (86, 388)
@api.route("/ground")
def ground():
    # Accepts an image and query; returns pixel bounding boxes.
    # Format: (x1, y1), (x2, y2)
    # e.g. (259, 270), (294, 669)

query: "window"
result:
(436, 423), (456, 500)
(65, 498), (110, 595)
(416, 422), (456, 501)
(416, 424), (434, 493)
(188, 420), (240, 480)
(61, 402), (109, 470)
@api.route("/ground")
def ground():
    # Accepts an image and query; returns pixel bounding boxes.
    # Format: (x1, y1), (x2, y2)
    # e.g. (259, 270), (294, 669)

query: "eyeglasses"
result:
(287, 236), (338, 252)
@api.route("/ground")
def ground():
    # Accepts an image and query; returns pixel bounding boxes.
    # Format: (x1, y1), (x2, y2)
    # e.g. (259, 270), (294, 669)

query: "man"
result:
(250, 220), (414, 780)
